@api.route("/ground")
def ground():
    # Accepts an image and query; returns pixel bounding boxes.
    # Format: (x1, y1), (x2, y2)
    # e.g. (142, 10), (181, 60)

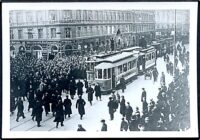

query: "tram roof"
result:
(140, 46), (155, 52)
(103, 52), (134, 63)
(95, 62), (113, 69)
(122, 46), (142, 52)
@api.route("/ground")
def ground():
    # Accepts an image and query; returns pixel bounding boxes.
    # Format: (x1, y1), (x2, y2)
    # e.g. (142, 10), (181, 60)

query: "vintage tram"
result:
(94, 51), (139, 94)
(86, 46), (157, 94)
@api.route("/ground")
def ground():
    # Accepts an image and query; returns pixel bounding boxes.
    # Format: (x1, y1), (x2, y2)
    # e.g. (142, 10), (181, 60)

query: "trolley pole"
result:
(173, 10), (176, 78)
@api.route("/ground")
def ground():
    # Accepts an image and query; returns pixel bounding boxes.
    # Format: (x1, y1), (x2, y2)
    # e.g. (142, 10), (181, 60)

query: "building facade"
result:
(10, 10), (155, 59)
(155, 10), (190, 39)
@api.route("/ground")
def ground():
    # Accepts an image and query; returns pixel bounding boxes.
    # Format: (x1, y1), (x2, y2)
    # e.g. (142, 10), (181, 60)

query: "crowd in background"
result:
(10, 41), (190, 131)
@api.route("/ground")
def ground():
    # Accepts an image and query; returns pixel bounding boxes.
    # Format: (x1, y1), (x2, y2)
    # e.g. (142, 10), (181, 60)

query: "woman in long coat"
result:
(35, 100), (43, 127)
(76, 96), (86, 120)
(77, 80), (84, 96)
(94, 83), (101, 101)
(69, 80), (76, 99)
(120, 96), (126, 117)
(43, 92), (50, 116)
(86, 85), (94, 105)
(63, 95), (72, 118)
(54, 100), (64, 128)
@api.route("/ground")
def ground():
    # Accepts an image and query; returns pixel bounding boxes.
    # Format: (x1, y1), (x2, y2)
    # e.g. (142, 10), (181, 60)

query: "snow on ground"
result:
(10, 43), (187, 132)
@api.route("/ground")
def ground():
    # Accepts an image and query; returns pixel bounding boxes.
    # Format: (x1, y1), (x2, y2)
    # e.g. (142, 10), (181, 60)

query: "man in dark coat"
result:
(63, 95), (72, 118)
(77, 124), (86, 131)
(31, 97), (37, 121)
(141, 88), (146, 102)
(54, 100), (64, 128)
(27, 86), (35, 112)
(77, 79), (84, 96)
(107, 97), (115, 120)
(86, 85), (94, 105)
(120, 75), (126, 93)
(84, 79), (88, 89)
(76, 95), (86, 120)
(35, 100), (43, 127)
(120, 96), (126, 117)
(43, 92), (50, 116)
(101, 119), (107, 131)
(125, 102), (133, 123)
(15, 97), (26, 122)
(51, 94), (58, 116)
(120, 117), (128, 131)
(142, 97), (148, 115)
(94, 83), (102, 101)
(69, 80), (76, 99)
(152, 67), (159, 82)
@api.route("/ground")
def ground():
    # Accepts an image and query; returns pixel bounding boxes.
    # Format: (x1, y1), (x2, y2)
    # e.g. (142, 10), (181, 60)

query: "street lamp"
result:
(173, 10), (176, 78)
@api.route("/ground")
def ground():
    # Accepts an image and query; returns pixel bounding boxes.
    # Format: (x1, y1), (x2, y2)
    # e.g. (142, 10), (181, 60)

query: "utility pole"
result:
(173, 9), (176, 77)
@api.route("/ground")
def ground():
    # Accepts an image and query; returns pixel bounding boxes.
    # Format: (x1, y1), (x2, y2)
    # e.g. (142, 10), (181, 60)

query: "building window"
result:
(28, 29), (33, 39)
(84, 26), (87, 36)
(18, 29), (23, 39)
(49, 10), (56, 21)
(65, 28), (71, 38)
(76, 10), (81, 20)
(16, 12), (23, 24)
(38, 29), (43, 39)
(26, 12), (33, 23)
(10, 29), (14, 39)
(96, 26), (99, 35)
(51, 28), (56, 38)
(77, 27), (81, 37)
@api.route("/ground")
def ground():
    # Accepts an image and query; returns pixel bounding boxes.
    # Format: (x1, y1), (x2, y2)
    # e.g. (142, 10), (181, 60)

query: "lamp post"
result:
(173, 10), (176, 77)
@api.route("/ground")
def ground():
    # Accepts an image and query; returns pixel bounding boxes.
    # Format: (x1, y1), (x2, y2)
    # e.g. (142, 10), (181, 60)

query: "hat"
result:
(101, 119), (105, 122)
(109, 97), (112, 99)
(142, 88), (145, 90)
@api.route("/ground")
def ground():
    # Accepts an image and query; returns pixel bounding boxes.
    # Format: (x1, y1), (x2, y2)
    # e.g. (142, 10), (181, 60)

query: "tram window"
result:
(123, 63), (127, 72)
(149, 54), (151, 60)
(91, 63), (94, 70)
(95, 70), (97, 78)
(118, 65), (122, 75)
(132, 59), (136, 67)
(108, 68), (111, 78)
(103, 69), (107, 79)
(128, 62), (131, 70)
(98, 69), (102, 79)
(146, 54), (148, 61)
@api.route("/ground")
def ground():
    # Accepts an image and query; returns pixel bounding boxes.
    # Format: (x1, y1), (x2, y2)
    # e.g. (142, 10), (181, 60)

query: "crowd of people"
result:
(106, 42), (190, 131)
(10, 41), (190, 131)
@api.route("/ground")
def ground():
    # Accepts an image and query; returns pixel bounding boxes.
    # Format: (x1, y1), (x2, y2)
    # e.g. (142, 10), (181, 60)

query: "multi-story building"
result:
(155, 10), (190, 38)
(10, 10), (155, 59)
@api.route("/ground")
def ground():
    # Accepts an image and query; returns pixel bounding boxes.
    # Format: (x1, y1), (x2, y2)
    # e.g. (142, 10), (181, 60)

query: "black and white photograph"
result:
(2, 2), (198, 138)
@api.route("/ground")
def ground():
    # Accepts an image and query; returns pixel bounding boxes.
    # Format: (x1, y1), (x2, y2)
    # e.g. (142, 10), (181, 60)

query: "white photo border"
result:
(2, 2), (198, 138)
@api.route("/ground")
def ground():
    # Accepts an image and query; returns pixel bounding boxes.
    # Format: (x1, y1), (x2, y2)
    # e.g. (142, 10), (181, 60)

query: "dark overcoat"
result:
(77, 81), (84, 95)
(108, 100), (115, 114)
(54, 103), (64, 122)
(76, 99), (86, 115)
(120, 98), (126, 116)
(94, 85), (101, 97)
(35, 101), (43, 122)
(86, 87), (94, 101)
(63, 98), (72, 115)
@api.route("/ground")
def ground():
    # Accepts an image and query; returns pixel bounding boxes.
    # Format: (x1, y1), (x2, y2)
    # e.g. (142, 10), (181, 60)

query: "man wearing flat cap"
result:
(101, 119), (107, 131)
